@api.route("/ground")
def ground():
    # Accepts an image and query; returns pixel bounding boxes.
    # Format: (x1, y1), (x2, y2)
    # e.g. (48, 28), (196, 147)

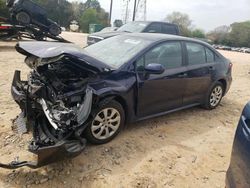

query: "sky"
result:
(70, 0), (250, 31)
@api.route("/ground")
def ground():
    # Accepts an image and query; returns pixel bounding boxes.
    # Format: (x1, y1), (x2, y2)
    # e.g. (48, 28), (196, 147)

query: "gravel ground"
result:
(0, 32), (250, 188)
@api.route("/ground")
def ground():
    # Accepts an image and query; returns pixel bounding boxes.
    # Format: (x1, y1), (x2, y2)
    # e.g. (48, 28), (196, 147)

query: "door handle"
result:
(177, 73), (187, 78)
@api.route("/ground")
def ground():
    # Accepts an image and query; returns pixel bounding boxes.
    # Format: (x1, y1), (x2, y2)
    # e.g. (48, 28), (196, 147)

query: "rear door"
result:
(136, 41), (187, 117)
(183, 42), (216, 105)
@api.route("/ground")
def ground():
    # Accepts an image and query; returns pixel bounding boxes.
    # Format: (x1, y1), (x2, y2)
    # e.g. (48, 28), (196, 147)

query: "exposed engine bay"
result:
(0, 54), (98, 169)
(27, 57), (94, 130)
(0, 41), (118, 169)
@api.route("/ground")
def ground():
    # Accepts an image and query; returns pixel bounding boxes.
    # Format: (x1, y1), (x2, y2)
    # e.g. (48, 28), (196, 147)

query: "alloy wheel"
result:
(91, 108), (121, 140)
(210, 85), (223, 107)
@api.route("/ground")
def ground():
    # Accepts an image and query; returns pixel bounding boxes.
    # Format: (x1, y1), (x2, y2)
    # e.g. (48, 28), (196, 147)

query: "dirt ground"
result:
(0, 32), (250, 188)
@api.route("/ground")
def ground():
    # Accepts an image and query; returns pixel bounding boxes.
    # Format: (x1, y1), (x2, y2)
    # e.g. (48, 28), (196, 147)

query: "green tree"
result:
(33, 0), (74, 27)
(0, 0), (110, 33)
(79, 8), (98, 33)
(78, 0), (109, 32)
(0, 0), (9, 18)
(165, 11), (192, 36)
(229, 21), (250, 47)
(192, 29), (205, 38)
(84, 0), (101, 10)
(207, 22), (250, 47)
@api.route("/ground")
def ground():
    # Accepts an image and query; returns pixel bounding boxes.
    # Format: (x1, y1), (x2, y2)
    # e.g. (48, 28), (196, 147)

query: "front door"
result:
(136, 41), (187, 117)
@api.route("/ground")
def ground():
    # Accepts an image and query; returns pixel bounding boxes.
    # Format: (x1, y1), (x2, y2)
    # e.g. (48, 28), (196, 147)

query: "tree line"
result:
(0, 0), (109, 33)
(165, 11), (250, 47)
(1, 1), (249, 47)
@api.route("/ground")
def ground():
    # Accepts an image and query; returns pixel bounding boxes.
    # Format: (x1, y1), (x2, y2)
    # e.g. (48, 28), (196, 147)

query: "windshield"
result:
(83, 35), (152, 69)
(117, 22), (148, 33)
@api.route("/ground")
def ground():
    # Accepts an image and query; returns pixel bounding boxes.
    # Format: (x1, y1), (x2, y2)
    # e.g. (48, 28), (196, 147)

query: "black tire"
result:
(49, 25), (61, 36)
(84, 100), (125, 145)
(16, 12), (30, 25)
(204, 82), (224, 110)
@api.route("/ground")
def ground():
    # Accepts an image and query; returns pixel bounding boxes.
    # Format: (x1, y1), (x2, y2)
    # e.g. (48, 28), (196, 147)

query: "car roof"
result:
(132, 21), (178, 26)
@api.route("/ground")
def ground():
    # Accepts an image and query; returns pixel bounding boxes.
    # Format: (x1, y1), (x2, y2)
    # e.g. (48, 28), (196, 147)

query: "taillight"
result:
(228, 62), (233, 72)
(229, 62), (233, 68)
(0, 26), (10, 29)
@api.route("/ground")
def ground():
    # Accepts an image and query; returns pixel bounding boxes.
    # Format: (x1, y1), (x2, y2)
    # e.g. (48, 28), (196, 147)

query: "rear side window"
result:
(162, 24), (177, 35)
(186, 42), (206, 65)
(144, 23), (161, 33)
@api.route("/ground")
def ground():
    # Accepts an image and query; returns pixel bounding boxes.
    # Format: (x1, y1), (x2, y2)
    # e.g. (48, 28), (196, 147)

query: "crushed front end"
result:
(0, 51), (99, 169)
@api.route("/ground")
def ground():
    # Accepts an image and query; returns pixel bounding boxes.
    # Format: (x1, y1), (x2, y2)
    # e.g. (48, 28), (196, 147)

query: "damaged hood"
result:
(16, 41), (112, 72)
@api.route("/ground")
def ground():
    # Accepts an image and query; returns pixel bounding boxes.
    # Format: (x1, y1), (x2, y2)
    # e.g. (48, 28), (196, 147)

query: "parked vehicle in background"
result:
(218, 46), (232, 51)
(87, 21), (180, 45)
(226, 101), (250, 188)
(100, 27), (118, 33)
(70, 20), (79, 32)
(240, 48), (250, 53)
(113, 19), (123, 27)
(7, 0), (61, 36)
(0, 17), (25, 40)
(244, 48), (250, 53)
(0, 22), (16, 39)
(231, 47), (241, 52)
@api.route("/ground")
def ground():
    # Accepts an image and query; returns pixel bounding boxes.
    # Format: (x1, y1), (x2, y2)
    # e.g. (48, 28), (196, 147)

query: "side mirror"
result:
(145, 63), (165, 74)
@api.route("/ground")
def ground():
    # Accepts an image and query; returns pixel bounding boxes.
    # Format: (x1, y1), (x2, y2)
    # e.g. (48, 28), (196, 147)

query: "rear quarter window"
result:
(205, 47), (215, 63)
(162, 24), (177, 35)
(144, 23), (161, 33)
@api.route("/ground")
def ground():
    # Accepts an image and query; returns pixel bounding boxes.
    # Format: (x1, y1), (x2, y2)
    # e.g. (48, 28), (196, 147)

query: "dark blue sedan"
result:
(1, 33), (232, 169)
(226, 102), (250, 188)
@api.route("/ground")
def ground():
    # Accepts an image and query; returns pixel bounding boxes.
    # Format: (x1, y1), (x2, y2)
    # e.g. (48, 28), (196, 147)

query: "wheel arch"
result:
(98, 94), (128, 123)
(217, 78), (227, 95)
(15, 10), (31, 23)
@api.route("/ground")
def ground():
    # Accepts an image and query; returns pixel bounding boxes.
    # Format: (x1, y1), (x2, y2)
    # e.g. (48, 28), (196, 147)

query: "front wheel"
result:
(84, 100), (125, 144)
(204, 82), (224, 109)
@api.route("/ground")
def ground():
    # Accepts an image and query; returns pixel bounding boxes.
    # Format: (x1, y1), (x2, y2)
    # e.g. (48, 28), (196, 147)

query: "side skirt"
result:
(136, 103), (201, 122)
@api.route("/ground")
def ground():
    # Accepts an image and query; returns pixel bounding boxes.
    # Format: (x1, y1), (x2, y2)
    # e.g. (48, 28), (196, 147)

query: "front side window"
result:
(137, 42), (183, 70)
(186, 42), (206, 65)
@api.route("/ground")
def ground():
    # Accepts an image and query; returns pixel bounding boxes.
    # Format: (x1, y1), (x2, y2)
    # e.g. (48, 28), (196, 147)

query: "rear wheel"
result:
(16, 12), (30, 25)
(84, 100), (125, 144)
(204, 82), (224, 109)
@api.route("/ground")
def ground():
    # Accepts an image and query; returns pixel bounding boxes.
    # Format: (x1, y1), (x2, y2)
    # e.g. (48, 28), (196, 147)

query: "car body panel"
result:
(137, 66), (187, 117)
(0, 33), (232, 169)
(226, 102), (250, 188)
